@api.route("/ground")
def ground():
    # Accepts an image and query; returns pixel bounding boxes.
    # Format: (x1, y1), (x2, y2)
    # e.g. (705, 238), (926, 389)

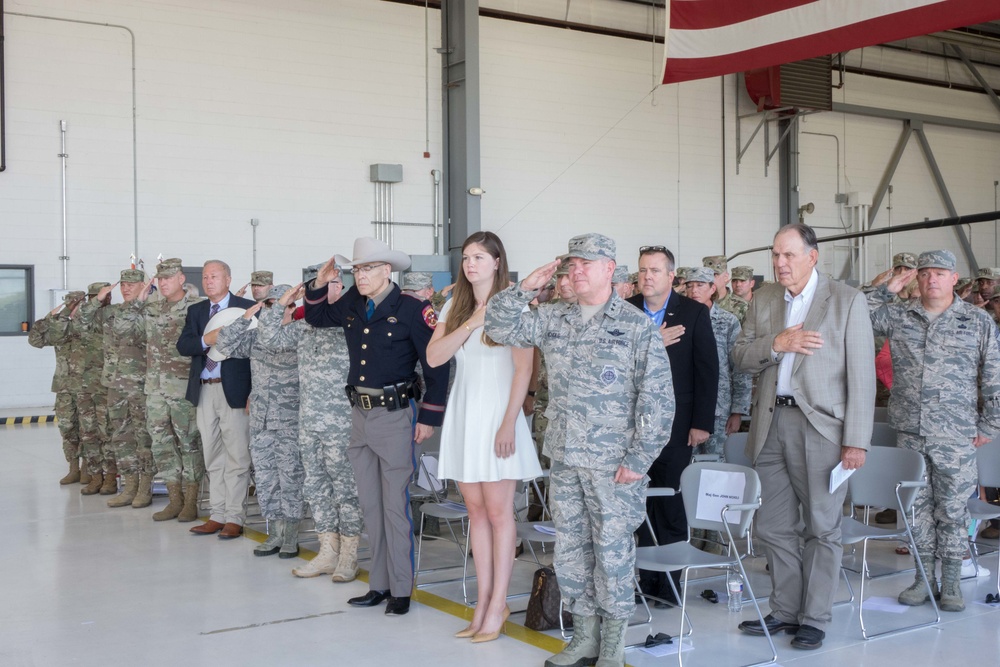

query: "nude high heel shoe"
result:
(470, 606), (511, 643)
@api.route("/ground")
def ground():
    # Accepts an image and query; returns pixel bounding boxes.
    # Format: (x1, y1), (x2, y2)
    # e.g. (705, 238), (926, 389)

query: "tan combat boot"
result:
(60, 459), (81, 485)
(79, 459), (92, 485)
(292, 533), (340, 578)
(899, 552), (938, 606)
(331, 534), (360, 583)
(939, 558), (965, 612)
(152, 483), (183, 521)
(131, 474), (154, 508)
(99, 462), (119, 495)
(81, 466), (104, 496)
(177, 483), (200, 522)
(595, 617), (628, 667)
(107, 474), (139, 508)
(278, 520), (301, 559)
(544, 615), (600, 667)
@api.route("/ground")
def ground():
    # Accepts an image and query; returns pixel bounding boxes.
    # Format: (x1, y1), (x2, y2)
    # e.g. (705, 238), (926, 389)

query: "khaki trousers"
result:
(197, 383), (251, 525)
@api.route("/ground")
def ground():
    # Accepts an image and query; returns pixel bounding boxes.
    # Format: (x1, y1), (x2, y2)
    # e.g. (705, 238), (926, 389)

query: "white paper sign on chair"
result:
(695, 469), (745, 524)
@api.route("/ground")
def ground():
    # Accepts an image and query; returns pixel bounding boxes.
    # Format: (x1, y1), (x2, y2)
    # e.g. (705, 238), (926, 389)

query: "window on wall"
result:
(0, 266), (34, 336)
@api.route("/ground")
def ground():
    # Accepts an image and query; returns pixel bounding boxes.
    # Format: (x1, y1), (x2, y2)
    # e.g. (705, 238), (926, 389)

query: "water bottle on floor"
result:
(727, 569), (744, 612)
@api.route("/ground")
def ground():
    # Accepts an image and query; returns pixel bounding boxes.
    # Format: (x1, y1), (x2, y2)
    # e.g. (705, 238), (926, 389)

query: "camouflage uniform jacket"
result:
(28, 312), (84, 392)
(115, 296), (200, 398)
(868, 285), (1000, 439)
(78, 300), (121, 390)
(71, 302), (110, 393)
(215, 306), (298, 430)
(710, 304), (752, 418)
(485, 285), (675, 474)
(105, 302), (147, 394)
(717, 290), (748, 325)
(255, 308), (352, 433)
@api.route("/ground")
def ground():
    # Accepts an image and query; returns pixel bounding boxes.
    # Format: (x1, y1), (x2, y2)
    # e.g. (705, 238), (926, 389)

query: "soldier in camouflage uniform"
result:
(259, 277), (364, 582)
(117, 258), (205, 520)
(215, 284), (306, 559)
(704, 255), (748, 324)
(90, 271), (157, 507)
(29, 291), (87, 484)
(485, 234), (674, 667)
(868, 249), (1000, 612)
(730, 265), (757, 305)
(74, 282), (117, 496)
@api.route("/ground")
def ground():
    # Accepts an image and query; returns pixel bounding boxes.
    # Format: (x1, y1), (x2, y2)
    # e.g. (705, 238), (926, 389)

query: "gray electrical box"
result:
(370, 163), (403, 183)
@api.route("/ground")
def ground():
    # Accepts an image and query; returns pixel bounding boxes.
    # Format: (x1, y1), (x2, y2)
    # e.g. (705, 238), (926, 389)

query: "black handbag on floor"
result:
(524, 566), (573, 631)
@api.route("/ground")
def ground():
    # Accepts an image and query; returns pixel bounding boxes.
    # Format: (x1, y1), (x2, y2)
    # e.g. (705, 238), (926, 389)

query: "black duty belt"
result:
(775, 395), (798, 407)
(345, 382), (422, 411)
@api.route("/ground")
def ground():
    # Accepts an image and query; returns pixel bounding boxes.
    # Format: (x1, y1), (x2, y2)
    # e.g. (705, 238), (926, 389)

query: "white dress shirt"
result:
(200, 292), (231, 381)
(775, 268), (819, 396)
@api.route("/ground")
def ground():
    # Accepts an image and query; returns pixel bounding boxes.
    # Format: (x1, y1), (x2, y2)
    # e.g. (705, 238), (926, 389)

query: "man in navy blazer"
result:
(177, 260), (255, 539)
(627, 246), (718, 603)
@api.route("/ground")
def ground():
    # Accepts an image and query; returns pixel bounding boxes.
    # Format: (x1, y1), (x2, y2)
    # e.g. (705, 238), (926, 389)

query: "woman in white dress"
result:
(427, 231), (541, 643)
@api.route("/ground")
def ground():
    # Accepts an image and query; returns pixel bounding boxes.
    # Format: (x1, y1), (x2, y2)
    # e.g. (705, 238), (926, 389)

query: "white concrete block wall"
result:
(1, 0), (999, 409)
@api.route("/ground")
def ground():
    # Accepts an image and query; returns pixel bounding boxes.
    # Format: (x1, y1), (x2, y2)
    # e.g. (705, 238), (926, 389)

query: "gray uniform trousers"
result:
(348, 403), (417, 597)
(755, 405), (847, 631)
(249, 426), (304, 521)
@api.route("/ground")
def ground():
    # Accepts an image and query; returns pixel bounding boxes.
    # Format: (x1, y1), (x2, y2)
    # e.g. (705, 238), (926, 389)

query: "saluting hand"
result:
(138, 277), (156, 302)
(279, 282), (305, 307)
(315, 256), (340, 288)
(886, 268), (917, 295)
(520, 260), (561, 292)
(49, 304), (65, 317)
(869, 268), (894, 288)
(235, 282), (249, 298)
(243, 301), (265, 320)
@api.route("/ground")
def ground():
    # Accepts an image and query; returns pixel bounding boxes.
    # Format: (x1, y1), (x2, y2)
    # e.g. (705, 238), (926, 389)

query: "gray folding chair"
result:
(967, 438), (1000, 601)
(870, 422), (898, 447)
(840, 446), (940, 639)
(873, 406), (890, 423)
(722, 432), (760, 559)
(633, 462), (776, 667)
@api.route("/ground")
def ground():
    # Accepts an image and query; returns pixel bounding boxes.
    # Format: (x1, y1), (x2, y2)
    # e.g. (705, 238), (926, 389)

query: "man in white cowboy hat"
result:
(304, 237), (449, 616)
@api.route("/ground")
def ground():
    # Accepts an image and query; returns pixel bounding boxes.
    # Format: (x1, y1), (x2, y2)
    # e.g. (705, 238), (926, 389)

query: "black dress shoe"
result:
(384, 596), (410, 616)
(790, 624), (825, 650)
(348, 590), (389, 607)
(738, 614), (800, 636)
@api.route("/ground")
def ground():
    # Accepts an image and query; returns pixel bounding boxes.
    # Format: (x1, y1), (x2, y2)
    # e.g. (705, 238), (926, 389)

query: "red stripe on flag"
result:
(672, 0), (818, 31)
(664, 0), (1000, 84)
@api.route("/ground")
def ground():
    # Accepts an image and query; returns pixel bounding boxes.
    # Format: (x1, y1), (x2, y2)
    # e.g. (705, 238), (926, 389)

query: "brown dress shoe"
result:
(218, 522), (244, 539)
(189, 520), (225, 535)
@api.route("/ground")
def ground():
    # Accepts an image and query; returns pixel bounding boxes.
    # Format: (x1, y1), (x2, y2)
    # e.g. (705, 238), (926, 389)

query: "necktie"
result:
(205, 303), (220, 371)
(366, 300), (375, 320)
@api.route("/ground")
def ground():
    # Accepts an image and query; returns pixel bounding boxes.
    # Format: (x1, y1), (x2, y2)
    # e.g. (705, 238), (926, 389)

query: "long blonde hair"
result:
(445, 231), (510, 347)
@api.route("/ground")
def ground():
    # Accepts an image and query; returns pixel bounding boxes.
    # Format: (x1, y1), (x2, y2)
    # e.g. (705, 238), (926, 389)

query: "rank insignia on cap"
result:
(422, 304), (438, 328)
(600, 365), (618, 386)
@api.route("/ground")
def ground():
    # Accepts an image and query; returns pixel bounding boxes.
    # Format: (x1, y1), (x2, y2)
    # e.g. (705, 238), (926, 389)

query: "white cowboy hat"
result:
(205, 307), (258, 362)
(334, 237), (411, 272)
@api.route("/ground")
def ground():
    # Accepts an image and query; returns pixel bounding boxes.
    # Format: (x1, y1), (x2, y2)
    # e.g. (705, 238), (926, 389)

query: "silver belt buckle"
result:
(359, 394), (373, 410)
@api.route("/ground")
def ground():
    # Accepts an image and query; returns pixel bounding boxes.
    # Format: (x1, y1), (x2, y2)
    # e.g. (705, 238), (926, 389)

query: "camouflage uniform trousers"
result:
(78, 391), (113, 471)
(54, 390), (81, 462)
(107, 388), (155, 475)
(550, 462), (648, 620)
(897, 431), (977, 560)
(298, 428), (363, 536)
(146, 393), (204, 484)
(249, 426), (305, 521)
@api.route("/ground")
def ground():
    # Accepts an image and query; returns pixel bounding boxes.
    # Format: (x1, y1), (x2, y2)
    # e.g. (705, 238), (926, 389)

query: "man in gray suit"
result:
(732, 224), (875, 650)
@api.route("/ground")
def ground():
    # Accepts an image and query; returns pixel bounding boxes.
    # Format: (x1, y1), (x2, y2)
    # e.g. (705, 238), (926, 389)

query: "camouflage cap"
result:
(730, 266), (754, 281)
(561, 233), (615, 262)
(703, 255), (728, 275)
(976, 267), (1000, 280)
(684, 267), (716, 284)
(917, 249), (957, 271)
(401, 272), (434, 291)
(612, 265), (629, 284)
(628, 271), (638, 284)
(120, 268), (146, 283)
(892, 252), (918, 269)
(251, 271), (273, 286)
(267, 283), (292, 301)
(87, 282), (111, 296)
(63, 290), (86, 306)
(555, 259), (572, 276)
(675, 267), (692, 281)
(155, 258), (183, 278)
(956, 277), (974, 291)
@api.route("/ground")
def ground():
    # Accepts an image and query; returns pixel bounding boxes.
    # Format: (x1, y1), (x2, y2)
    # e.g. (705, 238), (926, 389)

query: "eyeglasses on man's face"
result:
(349, 263), (388, 275)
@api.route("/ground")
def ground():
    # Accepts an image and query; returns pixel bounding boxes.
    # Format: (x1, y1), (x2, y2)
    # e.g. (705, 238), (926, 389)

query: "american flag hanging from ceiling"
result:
(662, 0), (1000, 85)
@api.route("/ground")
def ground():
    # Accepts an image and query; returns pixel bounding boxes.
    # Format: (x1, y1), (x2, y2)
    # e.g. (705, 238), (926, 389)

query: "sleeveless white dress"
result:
(436, 299), (543, 483)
